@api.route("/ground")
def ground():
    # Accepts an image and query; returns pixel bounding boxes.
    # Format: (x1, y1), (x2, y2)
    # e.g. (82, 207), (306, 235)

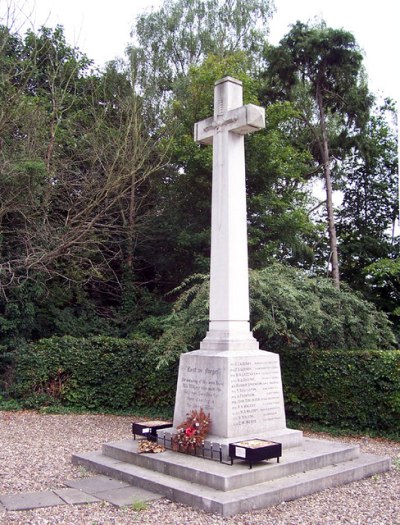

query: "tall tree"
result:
(128, 2), (324, 288)
(337, 99), (399, 313)
(138, 52), (319, 289)
(0, 25), (165, 342)
(130, 0), (274, 123)
(126, 0), (275, 288)
(264, 21), (373, 287)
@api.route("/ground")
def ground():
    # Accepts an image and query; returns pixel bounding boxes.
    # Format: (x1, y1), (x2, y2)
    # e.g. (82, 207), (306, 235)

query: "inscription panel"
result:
(173, 351), (286, 437)
(229, 356), (285, 433)
(180, 364), (224, 412)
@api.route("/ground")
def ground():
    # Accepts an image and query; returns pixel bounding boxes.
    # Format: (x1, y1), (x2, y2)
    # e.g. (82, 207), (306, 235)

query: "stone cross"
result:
(172, 77), (292, 443)
(194, 77), (265, 351)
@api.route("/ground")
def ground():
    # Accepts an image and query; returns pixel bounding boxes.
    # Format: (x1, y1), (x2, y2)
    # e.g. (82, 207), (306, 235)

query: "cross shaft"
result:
(194, 77), (265, 350)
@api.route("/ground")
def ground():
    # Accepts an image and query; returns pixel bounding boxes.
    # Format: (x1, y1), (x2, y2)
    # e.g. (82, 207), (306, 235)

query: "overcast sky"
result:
(3, 0), (398, 102)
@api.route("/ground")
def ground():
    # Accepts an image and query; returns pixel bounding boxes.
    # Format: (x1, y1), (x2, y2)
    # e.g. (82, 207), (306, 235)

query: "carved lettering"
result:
(229, 358), (283, 431)
(180, 366), (224, 412)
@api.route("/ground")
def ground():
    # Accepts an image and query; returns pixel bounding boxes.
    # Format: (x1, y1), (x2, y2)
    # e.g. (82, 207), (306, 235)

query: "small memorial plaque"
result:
(132, 420), (172, 442)
(234, 446), (246, 458)
(229, 439), (282, 468)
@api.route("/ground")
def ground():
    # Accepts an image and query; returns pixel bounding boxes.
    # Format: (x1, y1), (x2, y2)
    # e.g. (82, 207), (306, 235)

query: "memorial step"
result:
(99, 437), (360, 491)
(72, 440), (390, 517)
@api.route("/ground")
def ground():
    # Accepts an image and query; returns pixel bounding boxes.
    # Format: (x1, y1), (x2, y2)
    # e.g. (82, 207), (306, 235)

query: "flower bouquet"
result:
(172, 408), (211, 454)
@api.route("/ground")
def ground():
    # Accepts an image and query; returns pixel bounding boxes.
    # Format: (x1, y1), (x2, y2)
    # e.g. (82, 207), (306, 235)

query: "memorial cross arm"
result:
(194, 104), (265, 145)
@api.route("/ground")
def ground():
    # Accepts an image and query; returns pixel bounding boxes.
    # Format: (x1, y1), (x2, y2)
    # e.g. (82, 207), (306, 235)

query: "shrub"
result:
(8, 336), (177, 410)
(250, 265), (396, 351)
(5, 337), (399, 435)
(152, 264), (396, 367)
(280, 349), (400, 433)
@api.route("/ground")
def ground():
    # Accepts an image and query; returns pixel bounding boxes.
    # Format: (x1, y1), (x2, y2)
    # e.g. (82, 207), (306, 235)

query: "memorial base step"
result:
(72, 437), (390, 517)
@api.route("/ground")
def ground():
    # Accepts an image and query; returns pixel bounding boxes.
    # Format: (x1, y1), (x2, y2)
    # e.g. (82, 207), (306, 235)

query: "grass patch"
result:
(131, 500), (148, 511)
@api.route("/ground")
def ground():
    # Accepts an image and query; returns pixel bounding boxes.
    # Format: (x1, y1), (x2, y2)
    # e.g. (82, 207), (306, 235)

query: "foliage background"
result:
(280, 349), (400, 434)
(5, 335), (399, 436)
(7, 336), (177, 411)
(0, 1), (398, 434)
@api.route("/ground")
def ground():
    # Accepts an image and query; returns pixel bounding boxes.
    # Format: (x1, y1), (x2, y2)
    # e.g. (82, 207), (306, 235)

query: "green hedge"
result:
(8, 336), (178, 410)
(5, 336), (400, 435)
(280, 349), (400, 433)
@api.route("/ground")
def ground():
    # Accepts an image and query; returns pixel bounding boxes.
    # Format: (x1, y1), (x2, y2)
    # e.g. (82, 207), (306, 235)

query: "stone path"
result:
(0, 475), (162, 511)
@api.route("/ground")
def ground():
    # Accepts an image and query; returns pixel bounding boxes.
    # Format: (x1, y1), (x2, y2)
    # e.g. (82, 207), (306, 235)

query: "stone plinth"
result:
(173, 349), (288, 439)
(72, 437), (391, 517)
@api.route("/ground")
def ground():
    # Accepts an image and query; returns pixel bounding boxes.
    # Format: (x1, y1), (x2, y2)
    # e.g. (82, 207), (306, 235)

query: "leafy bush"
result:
(4, 264), (397, 428)
(250, 264), (396, 351)
(5, 334), (399, 435)
(280, 349), (400, 433)
(152, 264), (396, 366)
(8, 336), (177, 410)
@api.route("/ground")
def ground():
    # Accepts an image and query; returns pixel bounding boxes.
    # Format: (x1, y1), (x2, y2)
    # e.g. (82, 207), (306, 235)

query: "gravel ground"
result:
(0, 410), (399, 525)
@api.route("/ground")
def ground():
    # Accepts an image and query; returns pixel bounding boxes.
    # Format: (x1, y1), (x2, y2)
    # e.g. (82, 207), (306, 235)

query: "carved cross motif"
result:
(203, 114), (239, 134)
(194, 78), (265, 145)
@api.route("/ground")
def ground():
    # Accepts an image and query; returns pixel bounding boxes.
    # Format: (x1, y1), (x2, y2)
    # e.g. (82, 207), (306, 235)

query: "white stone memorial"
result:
(173, 77), (300, 446)
(73, 77), (390, 516)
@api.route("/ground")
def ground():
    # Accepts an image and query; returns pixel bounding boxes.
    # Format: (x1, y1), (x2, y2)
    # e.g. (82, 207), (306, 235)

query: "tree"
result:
(137, 51), (319, 290)
(130, 0), (274, 123)
(363, 256), (400, 345)
(337, 99), (398, 283)
(264, 21), (373, 287)
(336, 99), (399, 335)
(127, 0), (275, 285)
(128, 1), (322, 289)
(150, 263), (396, 366)
(0, 24), (166, 344)
(245, 100), (321, 269)
(137, 52), (258, 288)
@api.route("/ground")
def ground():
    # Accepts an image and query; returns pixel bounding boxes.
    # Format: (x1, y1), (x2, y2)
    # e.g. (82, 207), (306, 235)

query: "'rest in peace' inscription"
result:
(180, 365), (224, 412)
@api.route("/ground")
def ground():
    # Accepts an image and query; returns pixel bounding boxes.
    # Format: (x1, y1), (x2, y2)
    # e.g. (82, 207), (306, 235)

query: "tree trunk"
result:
(316, 83), (340, 289)
(126, 170), (136, 270)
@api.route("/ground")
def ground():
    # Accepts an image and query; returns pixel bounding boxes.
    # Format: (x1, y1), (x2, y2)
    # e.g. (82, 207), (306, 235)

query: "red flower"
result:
(185, 427), (196, 437)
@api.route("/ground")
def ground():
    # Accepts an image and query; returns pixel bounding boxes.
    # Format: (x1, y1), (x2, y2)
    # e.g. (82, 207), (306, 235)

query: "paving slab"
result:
(65, 475), (130, 494)
(0, 490), (65, 511)
(93, 486), (163, 507)
(53, 487), (101, 505)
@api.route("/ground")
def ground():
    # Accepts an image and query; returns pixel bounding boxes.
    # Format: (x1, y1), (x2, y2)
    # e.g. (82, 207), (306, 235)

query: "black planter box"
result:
(132, 420), (172, 442)
(229, 439), (282, 468)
